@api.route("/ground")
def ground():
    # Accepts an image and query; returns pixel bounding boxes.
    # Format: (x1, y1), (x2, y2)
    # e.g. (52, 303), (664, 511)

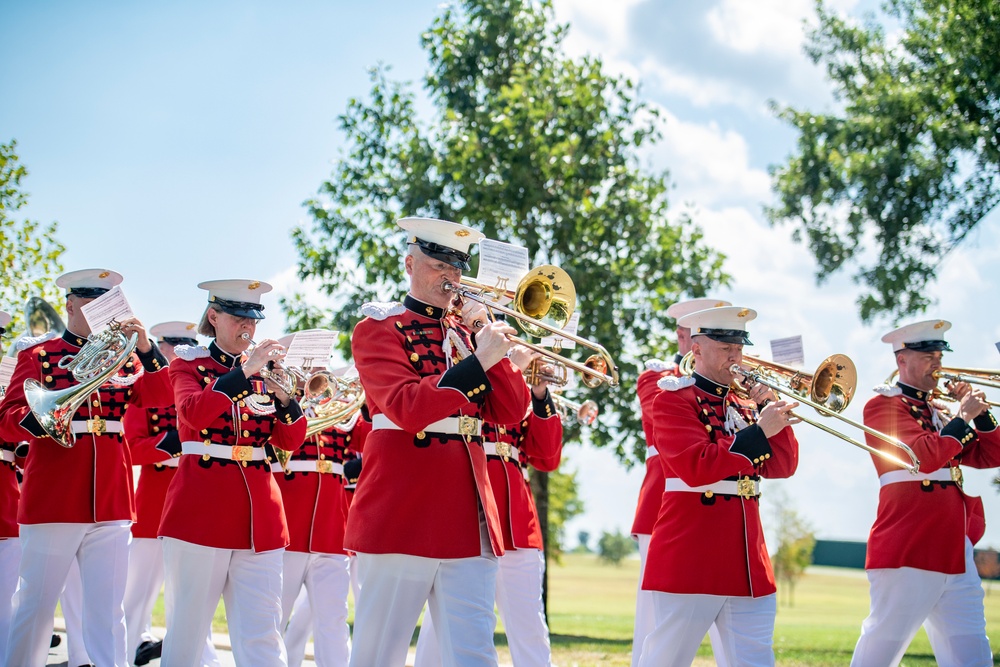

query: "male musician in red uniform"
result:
(631, 297), (729, 667)
(639, 306), (800, 667)
(273, 344), (369, 667)
(0, 308), (20, 661)
(121, 321), (218, 667)
(415, 346), (563, 667)
(346, 217), (530, 667)
(158, 279), (306, 666)
(0, 268), (173, 666)
(851, 320), (1000, 667)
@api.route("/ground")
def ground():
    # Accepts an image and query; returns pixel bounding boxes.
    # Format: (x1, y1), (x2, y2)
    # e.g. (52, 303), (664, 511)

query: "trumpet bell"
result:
(581, 355), (609, 389)
(513, 266), (575, 338)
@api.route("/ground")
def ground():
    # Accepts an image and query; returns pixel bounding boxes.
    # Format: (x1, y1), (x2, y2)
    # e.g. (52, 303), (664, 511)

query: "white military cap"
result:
(398, 217), (485, 270)
(0, 310), (10, 333)
(881, 319), (953, 352)
(150, 321), (199, 345)
(56, 268), (124, 298)
(666, 298), (732, 322)
(679, 306), (757, 345)
(198, 279), (273, 320)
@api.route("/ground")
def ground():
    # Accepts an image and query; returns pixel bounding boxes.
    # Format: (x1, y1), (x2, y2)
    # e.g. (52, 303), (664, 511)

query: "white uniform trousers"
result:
(350, 552), (499, 667)
(851, 538), (992, 667)
(280, 551), (351, 666)
(638, 592), (777, 667)
(0, 538), (20, 662)
(284, 555), (362, 667)
(5, 521), (131, 667)
(125, 536), (220, 667)
(61, 556), (93, 666)
(161, 537), (285, 667)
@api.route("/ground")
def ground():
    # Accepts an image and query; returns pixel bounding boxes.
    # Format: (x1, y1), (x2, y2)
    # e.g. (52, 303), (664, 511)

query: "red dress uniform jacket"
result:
(632, 357), (681, 538)
(0, 329), (173, 524)
(0, 442), (19, 538)
(643, 373), (799, 597)
(275, 414), (370, 555)
(124, 404), (182, 539)
(158, 341), (306, 552)
(345, 295), (531, 559)
(483, 390), (563, 551)
(863, 382), (1000, 573)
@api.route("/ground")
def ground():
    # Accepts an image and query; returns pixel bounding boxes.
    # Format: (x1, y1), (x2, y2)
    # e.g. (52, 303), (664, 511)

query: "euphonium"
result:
(24, 322), (138, 448)
(5, 296), (66, 359)
(240, 333), (298, 396)
(301, 372), (366, 438)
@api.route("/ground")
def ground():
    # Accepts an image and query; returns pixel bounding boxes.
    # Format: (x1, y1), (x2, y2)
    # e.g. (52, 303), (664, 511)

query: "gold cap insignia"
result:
(738, 309), (750, 318)
(714, 302), (726, 307)
(185, 323), (196, 330)
(248, 281), (261, 290)
(455, 229), (471, 237)
(99, 271), (110, 278)
(934, 321), (945, 329)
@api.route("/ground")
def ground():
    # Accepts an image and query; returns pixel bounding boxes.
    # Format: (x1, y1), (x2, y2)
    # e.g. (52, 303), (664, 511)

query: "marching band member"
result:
(631, 297), (729, 667)
(851, 320), (1000, 667)
(273, 350), (369, 667)
(416, 343), (563, 667)
(122, 321), (218, 667)
(158, 280), (306, 667)
(0, 268), (173, 666)
(638, 306), (800, 667)
(345, 217), (530, 667)
(0, 309), (19, 660)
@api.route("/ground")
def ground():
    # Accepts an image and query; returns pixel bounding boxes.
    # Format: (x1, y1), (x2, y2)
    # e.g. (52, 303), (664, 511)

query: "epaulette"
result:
(645, 358), (673, 372)
(174, 345), (211, 361)
(361, 301), (405, 320)
(873, 384), (902, 397)
(15, 331), (58, 352)
(333, 408), (363, 433)
(658, 376), (695, 391)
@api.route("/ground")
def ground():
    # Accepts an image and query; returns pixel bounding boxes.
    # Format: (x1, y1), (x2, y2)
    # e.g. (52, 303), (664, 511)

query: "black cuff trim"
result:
(344, 458), (363, 485)
(533, 389), (557, 420)
(438, 355), (491, 402)
(214, 368), (254, 402)
(137, 345), (169, 373)
(19, 412), (46, 439)
(274, 397), (304, 425)
(156, 430), (182, 457)
(942, 417), (977, 447)
(729, 424), (772, 466)
(974, 411), (998, 433)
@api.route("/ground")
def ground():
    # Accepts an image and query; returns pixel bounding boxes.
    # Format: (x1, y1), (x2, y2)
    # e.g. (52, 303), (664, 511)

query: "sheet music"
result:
(770, 335), (805, 367)
(476, 239), (529, 305)
(540, 312), (580, 350)
(80, 286), (136, 333)
(0, 357), (16, 393)
(283, 329), (338, 368)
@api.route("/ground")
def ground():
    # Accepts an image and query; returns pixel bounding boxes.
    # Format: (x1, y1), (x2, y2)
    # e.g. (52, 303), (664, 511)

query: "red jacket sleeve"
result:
(0, 348), (42, 443)
(123, 406), (176, 465)
(864, 397), (962, 474)
(522, 392), (563, 473)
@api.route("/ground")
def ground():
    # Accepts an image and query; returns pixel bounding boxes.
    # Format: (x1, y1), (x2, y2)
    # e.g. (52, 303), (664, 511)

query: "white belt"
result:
(153, 457), (180, 468)
(181, 441), (267, 462)
(665, 477), (760, 498)
(484, 441), (521, 460)
(0, 450), (14, 463)
(69, 419), (123, 435)
(647, 445), (659, 458)
(880, 467), (955, 487)
(271, 460), (344, 475)
(371, 413), (482, 437)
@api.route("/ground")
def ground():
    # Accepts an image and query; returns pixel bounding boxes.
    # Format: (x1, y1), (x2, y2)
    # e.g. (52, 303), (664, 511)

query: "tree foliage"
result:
(0, 140), (65, 334)
(770, 489), (816, 607)
(542, 465), (583, 559)
(769, 0), (1000, 323)
(286, 0), (729, 463)
(596, 529), (634, 567)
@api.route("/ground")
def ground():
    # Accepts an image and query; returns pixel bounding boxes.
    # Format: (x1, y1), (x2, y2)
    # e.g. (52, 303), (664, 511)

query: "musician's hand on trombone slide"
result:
(744, 381), (778, 407)
(756, 400), (801, 438)
(473, 321), (516, 371)
(460, 301), (491, 331)
(507, 346), (551, 398)
(956, 386), (990, 422)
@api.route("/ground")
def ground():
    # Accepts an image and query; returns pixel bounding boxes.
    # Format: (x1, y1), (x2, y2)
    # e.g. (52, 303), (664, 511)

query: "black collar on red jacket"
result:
(62, 329), (87, 348)
(694, 372), (730, 398)
(209, 340), (242, 369)
(897, 382), (932, 402)
(404, 294), (446, 320)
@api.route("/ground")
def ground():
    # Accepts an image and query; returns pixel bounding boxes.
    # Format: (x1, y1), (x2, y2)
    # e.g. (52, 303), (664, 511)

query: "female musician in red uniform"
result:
(158, 280), (306, 667)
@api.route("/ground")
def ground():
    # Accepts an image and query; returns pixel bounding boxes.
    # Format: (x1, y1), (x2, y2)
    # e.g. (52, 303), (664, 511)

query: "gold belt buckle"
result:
(950, 466), (964, 488)
(86, 418), (107, 434)
(457, 416), (478, 436)
(736, 477), (756, 499)
(495, 442), (512, 460)
(231, 445), (254, 462)
(316, 460), (334, 474)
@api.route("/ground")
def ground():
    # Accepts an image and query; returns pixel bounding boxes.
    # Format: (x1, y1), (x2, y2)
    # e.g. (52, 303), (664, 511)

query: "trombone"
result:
(551, 393), (599, 427)
(444, 265), (619, 388)
(728, 355), (920, 474)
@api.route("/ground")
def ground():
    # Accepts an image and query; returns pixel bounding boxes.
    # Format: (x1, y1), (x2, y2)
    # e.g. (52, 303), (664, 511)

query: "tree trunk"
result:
(530, 470), (550, 617)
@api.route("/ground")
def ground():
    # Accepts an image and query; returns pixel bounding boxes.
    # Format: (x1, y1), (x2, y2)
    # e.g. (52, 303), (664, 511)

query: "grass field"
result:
(145, 553), (1000, 665)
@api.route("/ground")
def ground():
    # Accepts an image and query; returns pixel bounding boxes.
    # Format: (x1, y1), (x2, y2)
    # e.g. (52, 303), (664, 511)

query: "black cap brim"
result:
(697, 328), (753, 345)
(411, 239), (471, 270)
(902, 340), (952, 352)
(211, 297), (266, 320)
(160, 337), (199, 347)
(68, 287), (111, 299)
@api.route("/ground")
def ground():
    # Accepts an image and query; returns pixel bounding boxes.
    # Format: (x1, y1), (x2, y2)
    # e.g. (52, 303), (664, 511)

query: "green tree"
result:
(0, 139), (65, 333)
(597, 529), (633, 567)
(286, 0), (729, 463)
(770, 489), (816, 607)
(769, 0), (1000, 323)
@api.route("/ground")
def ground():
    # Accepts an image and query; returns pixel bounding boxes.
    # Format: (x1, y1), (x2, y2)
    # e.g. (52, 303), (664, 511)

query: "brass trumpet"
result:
(444, 265), (619, 388)
(552, 393), (599, 426)
(301, 372), (366, 437)
(885, 368), (1000, 408)
(240, 333), (297, 396)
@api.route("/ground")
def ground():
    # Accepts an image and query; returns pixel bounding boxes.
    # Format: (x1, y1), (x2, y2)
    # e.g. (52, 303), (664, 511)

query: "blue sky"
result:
(4, 0), (1000, 547)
